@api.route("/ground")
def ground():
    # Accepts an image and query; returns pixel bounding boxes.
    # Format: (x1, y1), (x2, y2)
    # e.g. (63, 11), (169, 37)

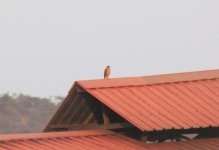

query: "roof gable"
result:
(45, 69), (219, 132)
(77, 69), (219, 131)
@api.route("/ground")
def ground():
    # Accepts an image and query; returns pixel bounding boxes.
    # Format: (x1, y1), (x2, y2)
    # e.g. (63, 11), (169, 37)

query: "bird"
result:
(104, 66), (111, 79)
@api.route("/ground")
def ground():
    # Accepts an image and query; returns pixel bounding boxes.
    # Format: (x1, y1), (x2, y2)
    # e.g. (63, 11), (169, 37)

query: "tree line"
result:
(0, 93), (62, 134)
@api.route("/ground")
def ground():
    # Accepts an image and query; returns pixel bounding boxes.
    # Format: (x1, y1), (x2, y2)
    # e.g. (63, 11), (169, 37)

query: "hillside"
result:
(0, 94), (61, 134)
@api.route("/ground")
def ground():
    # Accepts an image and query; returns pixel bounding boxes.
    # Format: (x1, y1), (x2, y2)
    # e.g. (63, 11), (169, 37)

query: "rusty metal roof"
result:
(0, 130), (148, 150)
(147, 138), (219, 150)
(77, 69), (219, 131)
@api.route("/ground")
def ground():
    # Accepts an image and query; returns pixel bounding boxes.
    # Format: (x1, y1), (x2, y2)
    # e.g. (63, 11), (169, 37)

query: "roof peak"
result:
(77, 69), (219, 89)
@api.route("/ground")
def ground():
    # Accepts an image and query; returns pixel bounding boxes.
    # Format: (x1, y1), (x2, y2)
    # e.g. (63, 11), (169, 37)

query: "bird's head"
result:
(106, 65), (110, 68)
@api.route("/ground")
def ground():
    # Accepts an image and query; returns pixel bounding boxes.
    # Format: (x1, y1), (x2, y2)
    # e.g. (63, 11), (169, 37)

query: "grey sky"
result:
(0, 0), (218, 97)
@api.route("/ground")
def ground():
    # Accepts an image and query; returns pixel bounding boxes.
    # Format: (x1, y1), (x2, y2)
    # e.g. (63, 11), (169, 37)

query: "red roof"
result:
(1, 130), (219, 150)
(77, 69), (219, 131)
(0, 130), (148, 150)
(147, 138), (219, 150)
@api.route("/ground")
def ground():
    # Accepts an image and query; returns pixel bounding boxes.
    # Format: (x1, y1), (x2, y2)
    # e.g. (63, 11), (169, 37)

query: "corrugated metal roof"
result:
(0, 130), (148, 150)
(77, 69), (219, 131)
(1, 130), (219, 150)
(147, 138), (219, 150)
(78, 69), (219, 88)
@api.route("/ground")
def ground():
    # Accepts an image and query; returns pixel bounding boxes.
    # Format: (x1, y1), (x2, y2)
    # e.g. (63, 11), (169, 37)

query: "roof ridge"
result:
(77, 69), (219, 89)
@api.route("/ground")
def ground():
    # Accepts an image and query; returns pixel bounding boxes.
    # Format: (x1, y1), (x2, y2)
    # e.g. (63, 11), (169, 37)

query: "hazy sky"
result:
(0, 0), (218, 97)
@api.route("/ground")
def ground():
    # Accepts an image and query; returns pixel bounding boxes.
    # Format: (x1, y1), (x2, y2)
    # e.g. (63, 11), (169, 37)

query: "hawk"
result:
(104, 66), (111, 79)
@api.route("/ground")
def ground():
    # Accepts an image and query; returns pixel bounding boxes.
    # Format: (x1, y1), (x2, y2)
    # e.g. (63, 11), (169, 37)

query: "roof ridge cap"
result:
(77, 69), (219, 89)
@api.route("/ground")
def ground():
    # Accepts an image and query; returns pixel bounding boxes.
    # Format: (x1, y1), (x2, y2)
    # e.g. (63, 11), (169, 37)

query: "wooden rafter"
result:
(50, 122), (133, 131)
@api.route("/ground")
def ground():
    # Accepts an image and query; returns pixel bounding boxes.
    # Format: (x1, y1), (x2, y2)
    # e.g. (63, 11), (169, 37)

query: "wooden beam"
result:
(83, 104), (100, 124)
(102, 105), (110, 124)
(50, 122), (133, 131)
(57, 94), (80, 124)
(43, 84), (77, 132)
(65, 97), (86, 124)
(76, 87), (86, 93)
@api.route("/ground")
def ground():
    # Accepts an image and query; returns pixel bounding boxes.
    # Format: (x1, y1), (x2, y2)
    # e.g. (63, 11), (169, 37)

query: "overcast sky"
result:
(0, 0), (218, 97)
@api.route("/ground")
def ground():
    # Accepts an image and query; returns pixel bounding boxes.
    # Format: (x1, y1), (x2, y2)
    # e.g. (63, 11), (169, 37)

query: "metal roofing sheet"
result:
(147, 138), (219, 150)
(0, 130), (148, 150)
(1, 131), (219, 150)
(78, 69), (219, 88)
(77, 69), (219, 131)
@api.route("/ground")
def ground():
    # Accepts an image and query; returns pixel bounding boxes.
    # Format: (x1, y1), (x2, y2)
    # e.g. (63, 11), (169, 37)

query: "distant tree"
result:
(0, 93), (60, 134)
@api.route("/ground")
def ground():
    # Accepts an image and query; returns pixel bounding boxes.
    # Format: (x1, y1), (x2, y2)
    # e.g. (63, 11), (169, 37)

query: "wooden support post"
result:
(102, 105), (110, 124)
(140, 132), (148, 142)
